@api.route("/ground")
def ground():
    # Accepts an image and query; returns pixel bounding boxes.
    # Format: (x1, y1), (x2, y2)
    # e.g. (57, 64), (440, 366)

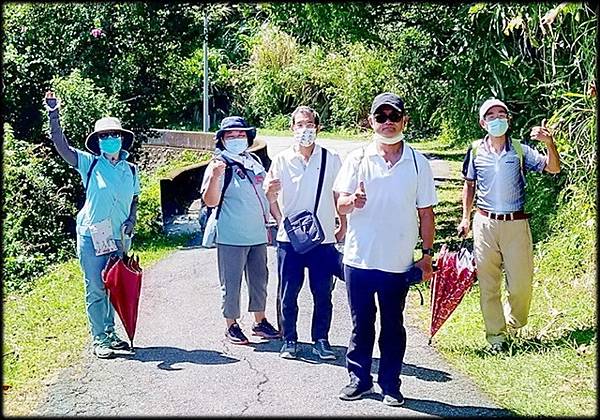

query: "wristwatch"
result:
(421, 248), (434, 257)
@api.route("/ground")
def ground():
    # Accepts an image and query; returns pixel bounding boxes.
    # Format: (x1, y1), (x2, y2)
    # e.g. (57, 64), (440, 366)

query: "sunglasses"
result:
(98, 132), (122, 139)
(374, 112), (403, 124)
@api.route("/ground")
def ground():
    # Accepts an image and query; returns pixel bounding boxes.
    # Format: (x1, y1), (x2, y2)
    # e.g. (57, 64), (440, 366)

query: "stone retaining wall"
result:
(137, 146), (208, 174)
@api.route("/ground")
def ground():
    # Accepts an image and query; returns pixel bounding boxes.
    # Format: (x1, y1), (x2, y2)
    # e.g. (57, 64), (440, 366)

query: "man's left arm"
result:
(415, 206), (435, 281)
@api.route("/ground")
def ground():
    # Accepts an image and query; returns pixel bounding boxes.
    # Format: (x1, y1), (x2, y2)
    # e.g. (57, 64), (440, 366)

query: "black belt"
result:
(477, 208), (529, 221)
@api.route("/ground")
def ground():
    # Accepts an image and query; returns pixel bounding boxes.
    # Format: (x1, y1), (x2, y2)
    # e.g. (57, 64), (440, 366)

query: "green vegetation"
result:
(2, 234), (192, 416)
(2, 2), (595, 416)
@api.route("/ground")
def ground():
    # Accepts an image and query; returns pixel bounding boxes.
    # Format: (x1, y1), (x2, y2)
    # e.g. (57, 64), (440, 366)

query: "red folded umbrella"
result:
(102, 250), (143, 349)
(429, 242), (477, 344)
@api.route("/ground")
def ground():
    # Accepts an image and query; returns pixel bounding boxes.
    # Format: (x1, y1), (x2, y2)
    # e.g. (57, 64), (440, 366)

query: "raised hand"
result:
(353, 181), (367, 209)
(211, 159), (227, 178)
(43, 91), (61, 113)
(266, 178), (281, 195)
(530, 118), (554, 144)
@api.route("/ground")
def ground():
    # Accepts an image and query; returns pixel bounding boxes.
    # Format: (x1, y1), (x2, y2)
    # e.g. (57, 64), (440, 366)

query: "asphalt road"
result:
(33, 137), (508, 416)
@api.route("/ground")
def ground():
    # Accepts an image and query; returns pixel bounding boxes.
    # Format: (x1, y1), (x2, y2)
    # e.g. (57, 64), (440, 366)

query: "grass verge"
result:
(2, 233), (192, 416)
(407, 163), (596, 417)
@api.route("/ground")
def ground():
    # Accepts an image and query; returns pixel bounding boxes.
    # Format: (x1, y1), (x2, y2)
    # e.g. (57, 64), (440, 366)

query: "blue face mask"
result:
(485, 118), (509, 137)
(224, 137), (248, 155)
(99, 135), (122, 155)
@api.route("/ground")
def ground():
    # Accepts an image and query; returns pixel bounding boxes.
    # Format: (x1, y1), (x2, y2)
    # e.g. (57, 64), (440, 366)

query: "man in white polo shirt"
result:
(458, 98), (561, 354)
(265, 106), (346, 361)
(333, 92), (437, 406)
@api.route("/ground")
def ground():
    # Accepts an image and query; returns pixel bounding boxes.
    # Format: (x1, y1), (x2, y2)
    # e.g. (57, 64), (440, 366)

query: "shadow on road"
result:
(332, 392), (511, 416)
(120, 346), (240, 371)
(248, 341), (453, 383)
(403, 397), (513, 417)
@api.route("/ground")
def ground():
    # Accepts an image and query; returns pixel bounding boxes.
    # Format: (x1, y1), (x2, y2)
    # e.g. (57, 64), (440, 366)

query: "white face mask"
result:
(224, 137), (248, 155)
(373, 132), (404, 145)
(293, 128), (316, 147)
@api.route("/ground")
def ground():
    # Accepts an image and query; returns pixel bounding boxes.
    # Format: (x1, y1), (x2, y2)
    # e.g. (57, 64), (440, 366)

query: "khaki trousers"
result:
(473, 212), (534, 345)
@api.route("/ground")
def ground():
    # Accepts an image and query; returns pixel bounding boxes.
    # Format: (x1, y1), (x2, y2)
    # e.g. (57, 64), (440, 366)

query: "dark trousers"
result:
(345, 265), (409, 394)
(277, 241), (334, 342)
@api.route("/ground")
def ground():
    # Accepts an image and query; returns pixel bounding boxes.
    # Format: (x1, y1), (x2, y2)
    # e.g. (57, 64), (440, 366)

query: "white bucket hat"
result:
(479, 98), (509, 121)
(85, 117), (134, 155)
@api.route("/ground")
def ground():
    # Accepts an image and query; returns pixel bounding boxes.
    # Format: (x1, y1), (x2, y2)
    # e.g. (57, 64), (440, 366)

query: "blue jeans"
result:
(77, 235), (124, 339)
(277, 242), (334, 342)
(345, 265), (409, 394)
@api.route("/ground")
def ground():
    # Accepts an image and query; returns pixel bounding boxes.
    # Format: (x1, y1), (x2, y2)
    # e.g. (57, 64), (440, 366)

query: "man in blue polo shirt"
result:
(458, 98), (561, 354)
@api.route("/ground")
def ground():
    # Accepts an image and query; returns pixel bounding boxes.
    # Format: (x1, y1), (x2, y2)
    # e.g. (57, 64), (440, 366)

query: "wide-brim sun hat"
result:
(215, 116), (256, 143)
(479, 98), (509, 121)
(85, 116), (134, 155)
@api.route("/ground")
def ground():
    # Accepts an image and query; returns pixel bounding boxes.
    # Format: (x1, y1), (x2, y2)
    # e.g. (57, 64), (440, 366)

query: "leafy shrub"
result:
(2, 124), (75, 293)
(262, 114), (290, 131)
(51, 69), (129, 149)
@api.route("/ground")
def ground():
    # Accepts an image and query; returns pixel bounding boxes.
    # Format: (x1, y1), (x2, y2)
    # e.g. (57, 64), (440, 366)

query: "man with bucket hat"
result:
(333, 92), (437, 406)
(43, 91), (140, 359)
(458, 98), (561, 354)
(202, 116), (280, 345)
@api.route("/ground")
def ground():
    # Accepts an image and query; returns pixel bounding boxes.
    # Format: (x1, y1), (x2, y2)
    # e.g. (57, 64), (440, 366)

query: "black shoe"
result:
(312, 339), (336, 360)
(225, 323), (249, 345)
(338, 379), (374, 400)
(279, 340), (298, 359)
(251, 318), (281, 339)
(382, 390), (405, 406)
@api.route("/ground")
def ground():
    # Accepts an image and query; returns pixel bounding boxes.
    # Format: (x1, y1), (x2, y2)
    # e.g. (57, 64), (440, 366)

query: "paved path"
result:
(34, 246), (508, 416)
(33, 137), (508, 416)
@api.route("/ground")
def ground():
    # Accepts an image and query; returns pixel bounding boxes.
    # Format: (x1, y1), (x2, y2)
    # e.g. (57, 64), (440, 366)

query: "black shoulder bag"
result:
(282, 148), (327, 254)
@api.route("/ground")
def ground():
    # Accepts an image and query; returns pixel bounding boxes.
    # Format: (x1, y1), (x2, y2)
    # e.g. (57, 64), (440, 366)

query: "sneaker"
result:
(251, 318), (281, 339)
(279, 340), (298, 359)
(488, 342), (506, 355)
(92, 335), (115, 359)
(382, 390), (405, 407)
(338, 379), (374, 401)
(107, 331), (130, 350)
(225, 323), (249, 345)
(312, 339), (336, 360)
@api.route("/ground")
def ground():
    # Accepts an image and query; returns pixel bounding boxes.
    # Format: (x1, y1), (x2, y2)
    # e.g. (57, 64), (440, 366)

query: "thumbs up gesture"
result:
(352, 181), (367, 209)
(530, 118), (554, 145)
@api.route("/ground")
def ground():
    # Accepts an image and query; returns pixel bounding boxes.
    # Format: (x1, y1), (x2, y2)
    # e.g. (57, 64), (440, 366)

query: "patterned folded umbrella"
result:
(429, 242), (477, 344)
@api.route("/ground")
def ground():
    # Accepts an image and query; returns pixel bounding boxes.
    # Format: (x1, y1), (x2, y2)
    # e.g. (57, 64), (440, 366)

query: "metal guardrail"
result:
(152, 129), (272, 227)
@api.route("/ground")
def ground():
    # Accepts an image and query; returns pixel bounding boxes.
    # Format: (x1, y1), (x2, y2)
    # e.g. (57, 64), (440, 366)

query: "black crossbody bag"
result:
(283, 148), (327, 254)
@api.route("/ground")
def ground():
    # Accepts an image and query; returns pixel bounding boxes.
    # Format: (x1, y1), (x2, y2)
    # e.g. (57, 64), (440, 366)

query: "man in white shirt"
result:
(333, 93), (437, 406)
(265, 106), (346, 360)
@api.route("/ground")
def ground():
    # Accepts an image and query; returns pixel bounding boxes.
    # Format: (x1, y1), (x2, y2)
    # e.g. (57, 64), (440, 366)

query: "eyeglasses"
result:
(374, 112), (403, 123)
(98, 132), (122, 139)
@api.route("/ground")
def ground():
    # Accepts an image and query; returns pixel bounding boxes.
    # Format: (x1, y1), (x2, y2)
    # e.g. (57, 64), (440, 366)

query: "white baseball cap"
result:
(479, 98), (509, 121)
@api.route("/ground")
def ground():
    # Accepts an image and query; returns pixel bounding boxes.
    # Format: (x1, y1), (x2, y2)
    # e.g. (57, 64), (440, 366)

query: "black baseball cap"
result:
(370, 92), (405, 115)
